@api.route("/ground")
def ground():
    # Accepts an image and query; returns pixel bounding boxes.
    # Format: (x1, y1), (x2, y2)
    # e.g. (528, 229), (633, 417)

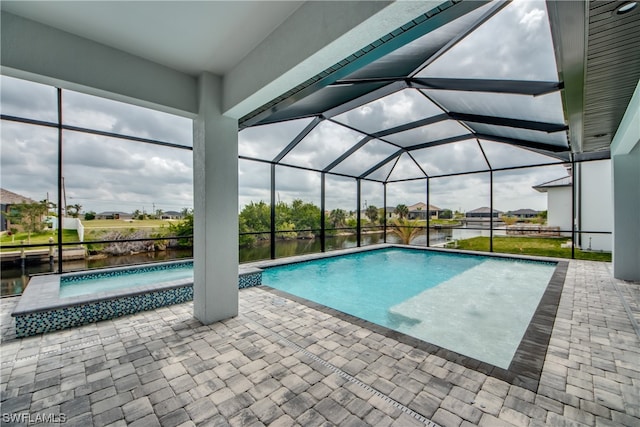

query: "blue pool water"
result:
(60, 264), (193, 298)
(263, 248), (484, 325)
(263, 248), (556, 368)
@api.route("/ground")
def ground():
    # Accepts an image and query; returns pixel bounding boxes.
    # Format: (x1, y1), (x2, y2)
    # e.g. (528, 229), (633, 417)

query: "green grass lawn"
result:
(82, 219), (174, 229)
(450, 236), (612, 262)
(0, 229), (80, 250)
(429, 219), (462, 226)
(82, 219), (174, 241)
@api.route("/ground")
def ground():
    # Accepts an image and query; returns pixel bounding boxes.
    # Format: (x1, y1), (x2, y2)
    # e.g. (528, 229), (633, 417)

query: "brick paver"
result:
(0, 260), (638, 426)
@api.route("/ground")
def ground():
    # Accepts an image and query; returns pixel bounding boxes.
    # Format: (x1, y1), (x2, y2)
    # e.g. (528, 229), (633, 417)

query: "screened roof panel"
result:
(386, 153), (426, 181)
(280, 120), (366, 170)
(238, 117), (315, 160)
(410, 139), (489, 176)
(331, 138), (398, 177)
(479, 140), (565, 169)
(465, 122), (569, 148)
(344, 2), (498, 80)
(255, 82), (389, 126)
(383, 120), (471, 148)
(332, 89), (443, 134)
(422, 90), (565, 125)
(240, 0), (574, 182)
(417, 1), (559, 82)
(366, 159), (396, 182)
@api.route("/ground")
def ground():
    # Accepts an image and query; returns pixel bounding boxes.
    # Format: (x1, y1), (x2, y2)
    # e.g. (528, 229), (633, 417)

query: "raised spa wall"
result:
(12, 262), (262, 338)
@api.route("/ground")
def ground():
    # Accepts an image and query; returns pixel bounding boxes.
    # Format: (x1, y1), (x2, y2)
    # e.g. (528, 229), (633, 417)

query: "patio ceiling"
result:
(239, 0), (640, 183)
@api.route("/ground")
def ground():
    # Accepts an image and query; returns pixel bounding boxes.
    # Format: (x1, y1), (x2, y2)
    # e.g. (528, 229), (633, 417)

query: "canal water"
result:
(2, 227), (500, 297)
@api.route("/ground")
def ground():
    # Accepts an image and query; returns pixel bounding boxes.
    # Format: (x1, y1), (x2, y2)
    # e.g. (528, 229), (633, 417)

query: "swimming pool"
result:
(12, 261), (262, 337)
(60, 263), (194, 298)
(262, 247), (558, 370)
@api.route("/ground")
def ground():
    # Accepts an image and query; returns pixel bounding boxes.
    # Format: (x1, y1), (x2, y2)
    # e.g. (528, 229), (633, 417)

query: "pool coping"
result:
(250, 243), (568, 392)
(11, 259), (262, 337)
(12, 260), (261, 316)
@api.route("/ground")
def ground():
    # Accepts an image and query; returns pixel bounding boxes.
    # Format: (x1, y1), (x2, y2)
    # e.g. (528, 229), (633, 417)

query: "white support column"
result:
(611, 81), (640, 281)
(193, 72), (239, 323)
(612, 147), (640, 281)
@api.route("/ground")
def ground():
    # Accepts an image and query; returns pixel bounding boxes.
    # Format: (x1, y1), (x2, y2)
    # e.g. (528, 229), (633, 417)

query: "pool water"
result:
(60, 265), (193, 298)
(262, 248), (556, 369)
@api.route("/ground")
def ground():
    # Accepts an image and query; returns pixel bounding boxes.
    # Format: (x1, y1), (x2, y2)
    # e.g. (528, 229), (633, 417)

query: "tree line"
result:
(3, 199), (431, 248)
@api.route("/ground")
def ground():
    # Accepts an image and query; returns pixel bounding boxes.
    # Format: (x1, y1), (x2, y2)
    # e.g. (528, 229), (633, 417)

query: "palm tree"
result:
(395, 204), (409, 219)
(388, 218), (423, 245)
(329, 209), (347, 228)
(365, 205), (378, 223)
(67, 203), (82, 218)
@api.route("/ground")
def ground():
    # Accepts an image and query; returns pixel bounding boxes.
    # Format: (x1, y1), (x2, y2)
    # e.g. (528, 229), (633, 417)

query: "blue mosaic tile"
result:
(239, 272), (262, 289)
(14, 285), (194, 337)
(61, 261), (194, 284)
(15, 269), (261, 338)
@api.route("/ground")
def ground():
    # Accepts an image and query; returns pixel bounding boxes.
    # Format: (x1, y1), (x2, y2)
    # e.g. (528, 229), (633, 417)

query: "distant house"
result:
(96, 211), (134, 220)
(0, 188), (37, 232)
(384, 207), (396, 219)
(161, 211), (184, 220)
(465, 207), (502, 218)
(407, 202), (442, 220)
(534, 176), (572, 237)
(506, 209), (540, 219)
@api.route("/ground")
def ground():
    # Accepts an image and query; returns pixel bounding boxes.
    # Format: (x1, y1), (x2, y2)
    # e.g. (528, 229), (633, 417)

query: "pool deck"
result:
(1, 258), (638, 426)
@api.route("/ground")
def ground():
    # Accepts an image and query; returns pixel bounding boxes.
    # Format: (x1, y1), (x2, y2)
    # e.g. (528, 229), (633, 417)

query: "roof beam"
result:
(272, 116), (322, 162)
(331, 77), (563, 97)
(546, 0), (587, 153)
(475, 133), (569, 153)
(402, 134), (475, 151)
(573, 150), (610, 162)
(411, 78), (563, 96)
(359, 150), (403, 179)
(372, 113), (449, 138)
(240, 0), (492, 127)
(323, 136), (372, 172)
(323, 80), (406, 118)
(451, 112), (568, 133)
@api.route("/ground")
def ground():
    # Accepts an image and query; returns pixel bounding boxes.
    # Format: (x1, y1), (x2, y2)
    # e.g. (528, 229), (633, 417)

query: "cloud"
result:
(0, 75), (58, 122)
(280, 121), (365, 170)
(419, 0), (557, 81)
(519, 7), (545, 33)
(333, 90), (443, 133)
(0, 121), (59, 202)
(1, 82), (194, 214)
(3, 3), (570, 223)
(63, 90), (192, 146)
(239, 117), (314, 160)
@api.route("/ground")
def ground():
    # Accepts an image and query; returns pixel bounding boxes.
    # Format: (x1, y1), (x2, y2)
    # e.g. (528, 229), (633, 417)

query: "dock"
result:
(0, 247), (86, 263)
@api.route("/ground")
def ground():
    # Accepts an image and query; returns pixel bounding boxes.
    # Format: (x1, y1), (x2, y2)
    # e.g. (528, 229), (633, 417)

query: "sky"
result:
(0, 75), (194, 215)
(1, 0), (570, 216)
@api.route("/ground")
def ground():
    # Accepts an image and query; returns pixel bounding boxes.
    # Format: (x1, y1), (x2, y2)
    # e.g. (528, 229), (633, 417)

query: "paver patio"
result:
(1, 259), (638, 426)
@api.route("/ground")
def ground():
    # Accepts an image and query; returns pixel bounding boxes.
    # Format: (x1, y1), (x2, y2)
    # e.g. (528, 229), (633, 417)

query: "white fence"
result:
(48, 217), (84, 242)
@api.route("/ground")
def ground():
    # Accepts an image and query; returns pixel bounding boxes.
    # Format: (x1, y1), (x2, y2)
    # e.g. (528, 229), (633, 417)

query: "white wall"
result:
(49, 217), (84, 241)
(579, 160), (612, 251)
(547, 187), (572, 236)
(611, 80), (640, 280)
